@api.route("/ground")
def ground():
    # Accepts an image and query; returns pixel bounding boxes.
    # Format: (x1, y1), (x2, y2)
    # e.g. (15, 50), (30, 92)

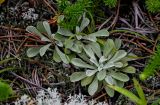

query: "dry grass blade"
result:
(24, 69), (42, 96)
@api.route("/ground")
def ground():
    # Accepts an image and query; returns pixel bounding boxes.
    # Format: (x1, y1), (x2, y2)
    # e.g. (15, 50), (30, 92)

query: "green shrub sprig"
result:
(145, 0), (160, 13)
(140, 44), (160, 80)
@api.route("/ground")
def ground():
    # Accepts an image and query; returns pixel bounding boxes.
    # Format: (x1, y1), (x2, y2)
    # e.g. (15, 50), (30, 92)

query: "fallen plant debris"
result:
(0, 0), (160, 105)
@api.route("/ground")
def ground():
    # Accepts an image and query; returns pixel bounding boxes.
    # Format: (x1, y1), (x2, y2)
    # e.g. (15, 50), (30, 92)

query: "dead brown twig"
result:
(43, 0), (57, 15)
(108, 0), (121, 29)
(0, 26), (25, 32)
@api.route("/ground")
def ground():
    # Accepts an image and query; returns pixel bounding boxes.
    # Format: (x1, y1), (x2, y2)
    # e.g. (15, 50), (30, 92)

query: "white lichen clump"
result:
(14, 95), (31, 105)
(22, 8), (38, 21)
(36, 88), (61, 105)
(14, 88), (107, 105)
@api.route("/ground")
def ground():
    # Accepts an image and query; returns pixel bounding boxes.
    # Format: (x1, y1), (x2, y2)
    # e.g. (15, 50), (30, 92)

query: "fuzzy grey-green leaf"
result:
(103, 39), (115, 57)
(124, 53), (138, 61)
(116, 80), (124, 87)
(82, 35), (97, 42)
(99, 56), (108, 63)
(55, 46), (69, 64)
(57, 27), (74, 36)
(43, 21), (52, 35)
(114, 62), (123, 68)
(104, 85), (115, 97)
(81, 76), (94, 86)
(83, 45), (96, 59)
(90, 42), (102, 58)
(88, 29), (109, 37)
(70, 41), (83, 53)
(71, 58), (95, 69)
(97, 70), (106, 81)
(105, 75), (114, 85)
(26, 26), (42, 37)
(26, 26), (49, 41)
(115, 39), (122, 50)
(88, 78), (98, 95)
(103, 62), (115, 69)
(109, 50), (127, 63)
(27, 47), (41, 57)
(39, 44), (51, 56)
(36, 21), (46, 34)
(70, 72), (86, 82)
(53, 49), (61, 62)
(122, 66), (136, 73)
(65, 39), (74, 49)
(86, 69), (97, 76)
(80, 17), (90, 32)
(111, 72), (129, 82)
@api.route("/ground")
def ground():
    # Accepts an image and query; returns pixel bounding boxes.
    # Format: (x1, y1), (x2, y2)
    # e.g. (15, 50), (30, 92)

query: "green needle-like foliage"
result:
(57, 0), (92, 30)
(103, 0), (117, 8)
(145, 0), (160, 13)
(140, 44), (160, 80)
(56, 0), (71, 12)
(56, 0), (120, 29)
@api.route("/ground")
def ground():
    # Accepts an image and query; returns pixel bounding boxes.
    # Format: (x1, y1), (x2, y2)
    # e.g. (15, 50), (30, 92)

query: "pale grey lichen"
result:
(22, 8), (38, 21)
(14, 95), (31, 105)
(14, 88), (108, 105)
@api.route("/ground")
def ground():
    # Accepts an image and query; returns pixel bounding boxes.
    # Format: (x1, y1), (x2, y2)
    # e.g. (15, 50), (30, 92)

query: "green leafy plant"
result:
(57, 14), (109, 54)
(70, 39), (137, 96)
(108, 78), (147, 105)
(56, 0), (71, 12)
(26, 21), (70, 64)
(26, 15), (109, 64)
(25, 10), (138, 99)
(53, 14), (109, 64)
(0, 81), (13, 101)
(56, 0), (92, 30)
(26, 21), (58, 57)
(56, 0), (120, 29)
(145, 0), (160, 13)
(152, 98), (160, 105)
(140, 44), (160, 80)
(103, 0), (117, 8)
